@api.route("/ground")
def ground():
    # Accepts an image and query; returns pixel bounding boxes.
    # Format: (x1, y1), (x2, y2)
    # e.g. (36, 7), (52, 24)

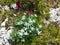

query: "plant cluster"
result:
(8, 0), (50, 45)
(9, 14), (42, 45)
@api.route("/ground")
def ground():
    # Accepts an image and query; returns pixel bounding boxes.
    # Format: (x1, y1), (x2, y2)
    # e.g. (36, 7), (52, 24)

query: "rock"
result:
(49, 7), (60, 26)
(0, 18), (11, 45)
(1, 18), (8, 26)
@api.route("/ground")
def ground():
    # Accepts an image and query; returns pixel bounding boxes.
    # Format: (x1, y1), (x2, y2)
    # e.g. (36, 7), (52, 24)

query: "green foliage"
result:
(9, 14), (42, 45)
(0, 0), (16, 5)
(16, 0), (49, 18)
(35, 23), (60, 44)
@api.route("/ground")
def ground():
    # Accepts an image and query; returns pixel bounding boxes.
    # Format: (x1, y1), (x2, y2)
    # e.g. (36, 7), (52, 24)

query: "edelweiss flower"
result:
(24, 13), (26, 15)
(24, 32), (28, 35)
(24, 22), (28, 26)
(31, 27), (35, 31)
(34, 14), (37, 17)
(36, 28), (39, 31)
(29, 18), (33, 23)
(23, 27), (28, 30)
(37, 31), (42, 35)
(21, 39), (25, 42)
(21, 15), (26, 20)
(11, 4), (16, 9)
(18, 32), (23, 36)
(33, 19), (36, 23)
(20, 29), (24, 33)
(4, 5), (10, 11)
(39, 25), (42, 28)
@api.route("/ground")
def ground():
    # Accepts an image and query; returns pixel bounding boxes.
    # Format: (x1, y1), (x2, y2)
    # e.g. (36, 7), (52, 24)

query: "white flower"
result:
(18, 32), (23, 36)
(36, 28), (39, 31)
(37, 31), (42, 35)
(29, 30), (31, 32)
(11, 3), (16, 9)
(33, 19), (36, 23)
(20, 21), (24, 24)
(28, 23), (31, 26)
(21, 39), (25, 42)
(17, 21), (23, 25)
(24, 13), (26, 15)
(17, 22), (20, 25)
(20, 29), (24, 33)
(39, 25), (42, 28)
(24, 32), (28, 35)
(34, 14), (37, 17)
(24, 22), (28, 26)
(23, 27), (28, 30)
(31, 27), (35, 31)
(4, 5), (10, 11)
(29, 18), (33, 23)
(21, 15), (26, 20)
